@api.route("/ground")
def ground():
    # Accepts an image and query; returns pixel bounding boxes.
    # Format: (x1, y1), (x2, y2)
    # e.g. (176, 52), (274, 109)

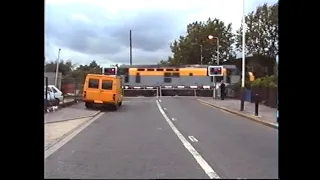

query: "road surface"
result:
(45, 97), (278, 179)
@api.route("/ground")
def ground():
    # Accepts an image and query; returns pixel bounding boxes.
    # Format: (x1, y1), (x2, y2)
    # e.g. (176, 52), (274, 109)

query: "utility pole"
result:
(129, 30), (132, 65)
(54, 48), (61, 88)
(200, 44), (203, 65)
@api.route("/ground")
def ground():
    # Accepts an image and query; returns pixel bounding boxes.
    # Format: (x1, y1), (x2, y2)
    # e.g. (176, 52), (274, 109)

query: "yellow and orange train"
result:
(114, 64), (254, 89)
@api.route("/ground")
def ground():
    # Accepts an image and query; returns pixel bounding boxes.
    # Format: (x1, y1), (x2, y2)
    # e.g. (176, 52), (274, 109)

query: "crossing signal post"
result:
(208, 66), (223, 76)
(208, 66), (223, 99)
(103, 67), (117, 75)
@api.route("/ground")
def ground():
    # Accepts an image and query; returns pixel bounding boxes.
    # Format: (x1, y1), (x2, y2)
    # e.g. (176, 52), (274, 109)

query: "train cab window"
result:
(166, 69), (173, 71)
(164, 72), (171, 77)
(189, 73), (193, 76)
(172, 73), (180, 77)
(156, 69), (164, 71)
(164, 78), (172, 83)
(124, 75), (129, 83)
(147, 69), (154, 71)
(137, 68), (145, 71)
(136, 73), (141, 83)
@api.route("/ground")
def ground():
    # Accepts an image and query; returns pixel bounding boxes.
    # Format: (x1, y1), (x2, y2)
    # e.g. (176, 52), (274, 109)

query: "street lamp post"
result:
(207, 35), (219, 65)
(208, 35), (220, 99)
(240, 0), (246, 111)
(54, 48), (61, 88)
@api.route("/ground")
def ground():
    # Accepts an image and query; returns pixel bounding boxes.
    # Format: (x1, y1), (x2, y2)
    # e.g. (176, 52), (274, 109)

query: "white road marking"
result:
(123, 101), (154, 103)
(156, 100), (220, 179)
(188, 136), (199, 142)
(159, 99), (162, 102)
(45, 112), (105, 159)
(171, 118), (176, 121)
(163, 108), (167, 111)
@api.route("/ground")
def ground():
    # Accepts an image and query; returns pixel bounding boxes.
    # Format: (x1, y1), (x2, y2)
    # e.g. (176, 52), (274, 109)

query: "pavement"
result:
(45, 103), (100, 123)
(44, 97), (278, 179)
(197, 98), (278, 128)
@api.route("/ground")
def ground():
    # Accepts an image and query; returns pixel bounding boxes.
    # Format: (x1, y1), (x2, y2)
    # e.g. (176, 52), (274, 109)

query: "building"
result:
(44, 72), (62, 89)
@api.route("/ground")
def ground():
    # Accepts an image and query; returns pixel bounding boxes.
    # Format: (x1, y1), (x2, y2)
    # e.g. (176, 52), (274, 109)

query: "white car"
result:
(44, 85), (64, 103)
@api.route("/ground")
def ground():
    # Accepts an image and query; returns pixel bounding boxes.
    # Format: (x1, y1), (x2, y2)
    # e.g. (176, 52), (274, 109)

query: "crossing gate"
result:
(123, 85), (216, 97)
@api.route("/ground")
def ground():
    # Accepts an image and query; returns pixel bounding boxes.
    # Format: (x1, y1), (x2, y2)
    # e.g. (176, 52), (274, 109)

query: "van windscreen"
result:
(102, 80), (113, 90)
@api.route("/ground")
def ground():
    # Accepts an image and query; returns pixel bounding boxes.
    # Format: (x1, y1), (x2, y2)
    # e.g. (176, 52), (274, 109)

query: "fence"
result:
(227, 86), (278, 108)
(123, 87), (215, 97)
(61, 78), (84, 100)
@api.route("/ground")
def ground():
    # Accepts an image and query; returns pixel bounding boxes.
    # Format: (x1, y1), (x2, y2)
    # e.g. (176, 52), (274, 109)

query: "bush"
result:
(251, 75), (278, 88)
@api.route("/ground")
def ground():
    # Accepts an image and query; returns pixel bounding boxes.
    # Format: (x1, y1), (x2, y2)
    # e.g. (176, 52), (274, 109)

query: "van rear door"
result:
(85, 78), (101, 102)
(100, 78), (115, 103)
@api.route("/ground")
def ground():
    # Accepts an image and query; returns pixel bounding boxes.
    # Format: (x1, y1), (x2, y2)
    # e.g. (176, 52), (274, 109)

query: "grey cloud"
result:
(46, 3), (187, 63)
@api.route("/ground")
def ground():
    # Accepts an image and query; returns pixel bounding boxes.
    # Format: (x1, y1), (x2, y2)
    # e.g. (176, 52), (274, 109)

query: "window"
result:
(147, 69), (154, 71)
(45, 87), (52, 93)
(156, 69), (164, 71)
(52, 87), (58, 93)
(189, 73), (193, 76)
(172, 73), (180, 77)
(166, 69), (173, 71)
(164, 78), (171, 83)
(124, 75), (129, 83)
(137, 68), (145, 71)
(136, 73), (141, 83)
(102, 80), (113, 90)
(89, 79), (99, 88)
(164, 72), (171, 77)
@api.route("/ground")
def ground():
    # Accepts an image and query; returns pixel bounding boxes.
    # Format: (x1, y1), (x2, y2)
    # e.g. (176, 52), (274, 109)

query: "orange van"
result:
(83, 74), (123, 110)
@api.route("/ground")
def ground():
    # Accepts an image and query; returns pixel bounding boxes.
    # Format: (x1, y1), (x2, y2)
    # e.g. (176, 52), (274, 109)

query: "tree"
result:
(161, 18), (235, 65)
(235, 3), (278, 58)
(45, 60), (74, 76)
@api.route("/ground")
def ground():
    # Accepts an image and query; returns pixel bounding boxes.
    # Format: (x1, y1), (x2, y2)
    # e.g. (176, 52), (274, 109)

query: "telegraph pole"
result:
(129, 30), (132, 65)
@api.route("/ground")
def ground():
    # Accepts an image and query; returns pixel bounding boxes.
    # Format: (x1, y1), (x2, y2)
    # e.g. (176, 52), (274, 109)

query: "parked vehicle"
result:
(44, 85), (64, 102)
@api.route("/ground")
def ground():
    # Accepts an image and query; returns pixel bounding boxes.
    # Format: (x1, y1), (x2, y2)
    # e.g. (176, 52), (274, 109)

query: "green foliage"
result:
(45, 60), (102, 84)
(161, 18), (236, 65)
(251, 75), (278, 88)
(160, 2), (278, 71)
(235, 3), (278, 58)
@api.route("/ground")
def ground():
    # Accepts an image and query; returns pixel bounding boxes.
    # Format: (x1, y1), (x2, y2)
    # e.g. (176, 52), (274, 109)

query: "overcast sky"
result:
(45, 0), (277, 66)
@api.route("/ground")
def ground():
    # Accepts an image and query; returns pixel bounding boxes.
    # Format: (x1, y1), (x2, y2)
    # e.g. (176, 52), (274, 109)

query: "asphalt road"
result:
(45, 97), (209, 179)
(44, 97), (278, 179)
(160, 97), (278, 179)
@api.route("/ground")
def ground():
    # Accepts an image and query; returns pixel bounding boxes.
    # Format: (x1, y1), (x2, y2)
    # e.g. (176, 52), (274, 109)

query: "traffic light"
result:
(104, 67), (117, 75)
(208, 66), (223, 76)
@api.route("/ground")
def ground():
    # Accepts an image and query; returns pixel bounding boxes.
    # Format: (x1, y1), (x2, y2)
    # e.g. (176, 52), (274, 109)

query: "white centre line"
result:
(156, 100), (220, 179)
(188, 136), (199, 142)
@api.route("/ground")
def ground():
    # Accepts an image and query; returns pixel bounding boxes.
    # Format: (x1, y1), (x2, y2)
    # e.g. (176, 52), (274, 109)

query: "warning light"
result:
(208, 66), (223, 76)
(104, 68), (116, 75)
